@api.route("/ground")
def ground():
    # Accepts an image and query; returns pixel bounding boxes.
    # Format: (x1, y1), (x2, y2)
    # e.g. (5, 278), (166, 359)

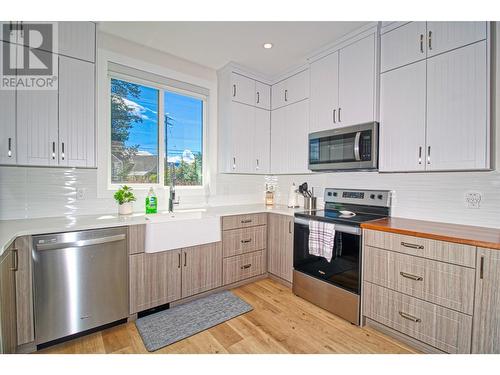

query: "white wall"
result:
(0, 24), (499, 230)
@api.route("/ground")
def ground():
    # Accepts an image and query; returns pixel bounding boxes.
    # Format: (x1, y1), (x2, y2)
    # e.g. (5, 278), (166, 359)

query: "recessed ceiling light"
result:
(263, 43), (273, 49)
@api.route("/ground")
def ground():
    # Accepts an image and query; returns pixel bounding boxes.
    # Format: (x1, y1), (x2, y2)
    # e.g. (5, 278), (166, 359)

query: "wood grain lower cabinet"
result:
(14, 236), (34, 346)
(364, 282), (472, 354)
(129, 250), (182, 314)
(364, 246), (475, 315)
(472, 247), (500, 353)
(181, 242), (223, 298)
(222, 226), (266, 257)
(268, 213), (294, 283)
(0, 245), (17, 354)
(223, 250), (265, 285)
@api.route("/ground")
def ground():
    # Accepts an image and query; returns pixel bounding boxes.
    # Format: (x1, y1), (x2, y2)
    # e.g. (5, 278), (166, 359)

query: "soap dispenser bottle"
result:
(145, 187), (158, 214)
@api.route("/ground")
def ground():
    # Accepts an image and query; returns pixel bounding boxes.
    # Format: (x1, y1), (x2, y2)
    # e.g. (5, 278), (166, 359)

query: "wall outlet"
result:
(464, 191), (482, 209)
(76, 187), (86, 200)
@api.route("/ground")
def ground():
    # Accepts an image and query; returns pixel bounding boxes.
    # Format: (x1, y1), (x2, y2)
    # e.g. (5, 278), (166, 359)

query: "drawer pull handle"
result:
(401, 242), (424, 250)
(241, 264), (252, 270)
(241, 239), (252, 244)
(400, 271), (423, 281)
(480, 256), (484, 279)
(399, 311), (421, 323)
(241, 219), (253, 224)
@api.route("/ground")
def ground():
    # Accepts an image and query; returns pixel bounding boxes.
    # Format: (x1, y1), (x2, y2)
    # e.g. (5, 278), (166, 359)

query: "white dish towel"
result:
(308, 220), (336, 262)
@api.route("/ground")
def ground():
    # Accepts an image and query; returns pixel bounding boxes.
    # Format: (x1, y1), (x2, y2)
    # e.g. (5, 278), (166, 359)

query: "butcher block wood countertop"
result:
(361, 217), (500, 250)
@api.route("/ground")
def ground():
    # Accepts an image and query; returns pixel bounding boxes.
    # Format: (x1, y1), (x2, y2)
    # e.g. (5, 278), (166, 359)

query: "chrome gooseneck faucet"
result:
(168, 163), (180, 212)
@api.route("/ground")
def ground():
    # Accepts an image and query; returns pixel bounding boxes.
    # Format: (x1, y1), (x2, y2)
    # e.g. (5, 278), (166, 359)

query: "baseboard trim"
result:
(16, 341), (36, 354)
(267, 273), (292, 289)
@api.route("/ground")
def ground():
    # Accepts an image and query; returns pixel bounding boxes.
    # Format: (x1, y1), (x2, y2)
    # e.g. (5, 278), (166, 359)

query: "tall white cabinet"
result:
(379, 21), (490, 172)
(0, 21), (96, 168)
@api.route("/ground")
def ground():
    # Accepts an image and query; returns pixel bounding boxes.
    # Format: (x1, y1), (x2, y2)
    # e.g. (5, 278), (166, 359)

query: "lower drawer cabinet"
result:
(223, 250), (265, 285)
(364, 282), (472, 354)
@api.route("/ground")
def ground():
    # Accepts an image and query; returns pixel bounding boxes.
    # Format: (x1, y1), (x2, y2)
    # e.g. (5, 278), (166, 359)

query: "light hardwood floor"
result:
(38, 278), (418, 354)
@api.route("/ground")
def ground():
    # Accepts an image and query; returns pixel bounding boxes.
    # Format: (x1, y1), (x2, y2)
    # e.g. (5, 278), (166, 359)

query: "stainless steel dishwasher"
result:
(32, 227), (128, 345)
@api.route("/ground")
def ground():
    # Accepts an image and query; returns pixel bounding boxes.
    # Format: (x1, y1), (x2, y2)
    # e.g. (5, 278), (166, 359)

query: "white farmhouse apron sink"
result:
(144, 211), (221, 253)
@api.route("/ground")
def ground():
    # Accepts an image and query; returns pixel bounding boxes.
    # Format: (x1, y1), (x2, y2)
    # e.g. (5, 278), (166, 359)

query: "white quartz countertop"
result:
(0, 204), (300, 256)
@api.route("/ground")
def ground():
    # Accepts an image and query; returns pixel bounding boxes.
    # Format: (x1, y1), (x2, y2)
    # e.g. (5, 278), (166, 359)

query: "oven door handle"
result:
(354, 131), (361, 161)
(294, 217), (361, 236)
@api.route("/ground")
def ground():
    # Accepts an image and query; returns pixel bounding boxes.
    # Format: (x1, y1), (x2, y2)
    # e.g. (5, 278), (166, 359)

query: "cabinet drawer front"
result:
(222, 213), (267, 230)
(364, 246), (475, 314)
(364, 230), (476, 267)
(223, 250), (265, 285)
(223, 226), (267, 257)
(363, 282), (472, 354)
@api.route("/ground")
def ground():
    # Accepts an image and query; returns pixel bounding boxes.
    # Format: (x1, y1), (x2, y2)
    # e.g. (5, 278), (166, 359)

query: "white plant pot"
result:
(118, 202), (133, 215)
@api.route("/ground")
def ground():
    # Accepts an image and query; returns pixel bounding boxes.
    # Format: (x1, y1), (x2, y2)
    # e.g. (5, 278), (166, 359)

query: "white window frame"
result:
(107, 72), (208, 191)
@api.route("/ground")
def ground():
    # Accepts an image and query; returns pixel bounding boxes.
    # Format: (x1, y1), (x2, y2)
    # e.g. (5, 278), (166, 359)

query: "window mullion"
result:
(158, 90), (165, 188)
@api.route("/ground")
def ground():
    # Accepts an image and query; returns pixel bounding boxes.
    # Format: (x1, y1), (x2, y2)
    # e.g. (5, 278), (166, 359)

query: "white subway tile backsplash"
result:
(1, 166), (499, 229)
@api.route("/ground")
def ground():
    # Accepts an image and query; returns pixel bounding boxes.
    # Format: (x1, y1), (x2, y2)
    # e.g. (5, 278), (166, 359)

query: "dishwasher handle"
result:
(35, 234), (126, 251)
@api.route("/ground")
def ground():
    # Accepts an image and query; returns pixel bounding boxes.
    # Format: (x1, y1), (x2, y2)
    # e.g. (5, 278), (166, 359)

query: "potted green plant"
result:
(114, 185), (136, 215)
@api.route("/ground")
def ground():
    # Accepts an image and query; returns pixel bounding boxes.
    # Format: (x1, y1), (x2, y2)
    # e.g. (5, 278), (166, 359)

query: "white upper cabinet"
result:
(58, 56), (96, 168)
(338, 34), (376, 127)
(379, 60), (427, 172)
(231, 73), (256, 106)
(380, 22), (490, 172)
(230, 101), (255, 173)
(255, 81), (271, 110)
(426, 22), (487, 57)
(271, 69), (309, 110)
(309, 31), (377, 132)
(0, 42), (16, 165)
(58, 22), (96, 62)
(426, 41), (488, 171)
(254, 108), (271, 174)
(381, 22), (427, 72)
(309, 51), (339, 133)
(271, 100), (309, 174)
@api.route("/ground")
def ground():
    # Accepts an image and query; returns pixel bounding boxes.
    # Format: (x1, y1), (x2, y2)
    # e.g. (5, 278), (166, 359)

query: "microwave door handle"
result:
(354, 131), (361, 161)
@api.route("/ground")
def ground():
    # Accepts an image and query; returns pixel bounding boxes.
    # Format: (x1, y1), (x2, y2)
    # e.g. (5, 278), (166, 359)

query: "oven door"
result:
(308, 122), (378, 171)
(293, 217), (362, 294)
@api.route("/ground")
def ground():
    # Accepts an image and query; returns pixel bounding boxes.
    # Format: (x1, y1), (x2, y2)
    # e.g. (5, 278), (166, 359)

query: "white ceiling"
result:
(98, 22), (369, 76)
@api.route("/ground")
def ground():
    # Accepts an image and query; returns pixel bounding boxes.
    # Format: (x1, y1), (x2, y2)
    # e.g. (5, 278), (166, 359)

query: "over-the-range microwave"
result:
(308, 122), (379, 172)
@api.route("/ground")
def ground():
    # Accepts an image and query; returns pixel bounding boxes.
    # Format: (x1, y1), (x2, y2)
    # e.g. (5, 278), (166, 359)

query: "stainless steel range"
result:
(293, 188), (391, 325)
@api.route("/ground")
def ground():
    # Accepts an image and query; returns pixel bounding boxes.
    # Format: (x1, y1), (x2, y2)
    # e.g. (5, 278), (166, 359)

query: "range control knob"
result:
(333, 192), (338, 197)
(377, 194), (384, 200)
(370, 194), (375, 199)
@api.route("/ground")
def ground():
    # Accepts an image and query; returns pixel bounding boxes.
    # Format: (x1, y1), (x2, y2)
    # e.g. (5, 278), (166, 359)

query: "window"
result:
(110, 76), (205, 187)
(165, 91), (203, 186)
(111, 78), (159, 184)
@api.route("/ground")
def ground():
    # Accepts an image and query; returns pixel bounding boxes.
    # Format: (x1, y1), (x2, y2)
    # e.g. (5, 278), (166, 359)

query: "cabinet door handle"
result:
(420, 34), (424, 53)
(232, 157), (236, 170)
(289, 220), (292, 234)
(256, 159), (259, 170)
(427, 146), (431, 165)
(10, 248), (18, 271)
(241, 238), (252, 244)
(428, 30), (432, 50)
(401, 242), (424, 250)
(178, 253), (181, 268)
(232, 84), (236, 97)
(400, 271), (423, 281)
(241, 219), (253, 224)
(338, 107), (341, 122)
(52, 141), (56, 159)
(61, 142), (65, 161)
(333, 109), (336, 124)
(256, 91), (260, 104)
(399, 311), (421, 323)
(7, 137), (12, 157)
(418, 146), (422, 165)
(241, 264), (252, 270)
(284, 89), (288, 102)
(184, 252), (187, 267)
(480, 256), (484, 279)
